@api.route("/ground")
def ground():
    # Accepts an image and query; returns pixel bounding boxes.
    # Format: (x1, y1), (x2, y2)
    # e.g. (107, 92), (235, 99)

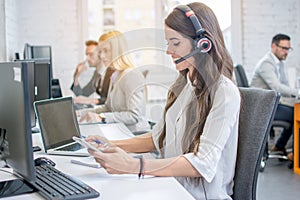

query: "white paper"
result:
(70, 156), (101, 168)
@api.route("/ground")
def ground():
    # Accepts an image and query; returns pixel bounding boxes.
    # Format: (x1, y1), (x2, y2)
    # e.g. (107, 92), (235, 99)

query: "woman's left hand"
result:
(92, 146), (139, 175)
(79, 112), (102, 123)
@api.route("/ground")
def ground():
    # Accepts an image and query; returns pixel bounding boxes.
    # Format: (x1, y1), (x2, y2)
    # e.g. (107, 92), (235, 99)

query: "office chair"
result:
(233, 64), (289, 171)
(234, 64), (249, 87)
(232, 88), (279, 200)
(260, 117), (291, 171)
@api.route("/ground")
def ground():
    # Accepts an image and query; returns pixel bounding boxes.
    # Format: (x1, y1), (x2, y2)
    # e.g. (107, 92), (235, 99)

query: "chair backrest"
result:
(232, 87), (279, 200)
(234, 64), (249, 87)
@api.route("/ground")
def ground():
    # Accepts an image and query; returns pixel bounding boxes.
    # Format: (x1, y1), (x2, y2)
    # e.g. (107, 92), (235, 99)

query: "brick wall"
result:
(2, 0), (300, 92)
(240, 0), (300, 86)
(0, 0), (6, 61)
(2, 0), (87, 96)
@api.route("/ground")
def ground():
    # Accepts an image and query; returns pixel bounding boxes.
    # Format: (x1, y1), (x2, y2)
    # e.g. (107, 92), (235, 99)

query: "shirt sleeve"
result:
(183, 81), (240, 182)
(258, 60), (298, 97)
(102, 70), (147, 125)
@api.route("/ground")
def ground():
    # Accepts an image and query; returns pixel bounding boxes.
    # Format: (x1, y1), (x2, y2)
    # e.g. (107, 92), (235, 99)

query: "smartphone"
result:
(72, 136), (102, 152)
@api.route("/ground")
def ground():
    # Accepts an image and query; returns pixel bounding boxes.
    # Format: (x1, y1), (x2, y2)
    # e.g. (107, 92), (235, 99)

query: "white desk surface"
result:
(0, 123), (194, 200)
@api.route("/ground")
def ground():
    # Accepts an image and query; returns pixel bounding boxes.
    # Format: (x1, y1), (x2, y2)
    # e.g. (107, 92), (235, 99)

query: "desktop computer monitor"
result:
(31, 46), (52, 60)
(0, 61), (37, 197)
(34, 60), (52, 101)
(23, 43), (32, 60)
(15, 60), (36, 128)
(23, 43), (53, 78)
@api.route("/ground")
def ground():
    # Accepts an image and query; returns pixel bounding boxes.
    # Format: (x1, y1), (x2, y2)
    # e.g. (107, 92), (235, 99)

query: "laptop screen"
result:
(34, 97), (81, 150)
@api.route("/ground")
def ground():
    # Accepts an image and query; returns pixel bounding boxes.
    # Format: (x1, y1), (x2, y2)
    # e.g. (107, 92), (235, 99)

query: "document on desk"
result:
(79, 123), (134, 140)
(71, 156), (101, 168)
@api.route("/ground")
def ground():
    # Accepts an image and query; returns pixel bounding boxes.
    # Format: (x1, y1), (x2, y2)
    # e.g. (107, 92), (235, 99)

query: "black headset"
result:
(176, 5), (212, 53)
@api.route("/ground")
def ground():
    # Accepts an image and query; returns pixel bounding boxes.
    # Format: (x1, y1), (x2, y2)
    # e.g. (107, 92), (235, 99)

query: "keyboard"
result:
(56, 142), (83, 151)
(34, 164), (100, 200)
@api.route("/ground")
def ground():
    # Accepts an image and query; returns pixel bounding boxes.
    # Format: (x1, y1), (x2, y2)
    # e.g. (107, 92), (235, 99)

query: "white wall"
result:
(1, 0), (300, 92)
(232, 0), (300, 86)
(1, 0), (88, 95)
(0, 0), (6, 61)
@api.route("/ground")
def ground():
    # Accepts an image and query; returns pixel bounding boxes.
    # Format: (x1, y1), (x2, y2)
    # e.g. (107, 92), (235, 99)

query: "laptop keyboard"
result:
(56, 142), (83, 151)
(35, 164), (100, 199)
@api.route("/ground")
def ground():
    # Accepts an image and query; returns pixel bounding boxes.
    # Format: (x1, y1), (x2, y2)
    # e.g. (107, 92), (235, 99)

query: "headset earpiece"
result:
(176, 5), (212, 54)
(197, 37), (212, 53)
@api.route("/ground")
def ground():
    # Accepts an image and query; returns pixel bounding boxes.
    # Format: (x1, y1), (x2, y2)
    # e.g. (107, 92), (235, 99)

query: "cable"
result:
(0, 167), (32, 196)
(201, 177), (208, 200)
(0, 167), (14, 175)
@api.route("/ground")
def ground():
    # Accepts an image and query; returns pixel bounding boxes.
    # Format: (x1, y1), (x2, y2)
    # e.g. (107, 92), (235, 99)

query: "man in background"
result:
(70, 40), (113, 105)
(251, 33), (296, 161)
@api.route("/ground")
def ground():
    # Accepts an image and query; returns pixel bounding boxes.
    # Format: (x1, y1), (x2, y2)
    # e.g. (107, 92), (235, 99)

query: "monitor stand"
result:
(0, 179), (37, 198)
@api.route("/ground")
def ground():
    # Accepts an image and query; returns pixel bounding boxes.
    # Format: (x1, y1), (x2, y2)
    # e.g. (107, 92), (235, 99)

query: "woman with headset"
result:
(85, 3), (240, 199)
(79, 30), (150, 133)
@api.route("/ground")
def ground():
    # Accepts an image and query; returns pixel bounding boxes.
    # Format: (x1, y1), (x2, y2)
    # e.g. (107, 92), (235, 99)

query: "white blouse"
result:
(152, 75), (241, 200)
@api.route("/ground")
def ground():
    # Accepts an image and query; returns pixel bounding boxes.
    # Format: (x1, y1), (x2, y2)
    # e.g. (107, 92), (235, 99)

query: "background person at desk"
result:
(79, 30), (150, 133)
(70, 40), (114, 105)
(250, 33), (296, 161)
(85, 3), (240, 200)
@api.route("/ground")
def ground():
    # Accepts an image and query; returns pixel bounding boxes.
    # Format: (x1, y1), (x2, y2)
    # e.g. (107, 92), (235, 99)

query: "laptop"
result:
(34, 96), (89, 156)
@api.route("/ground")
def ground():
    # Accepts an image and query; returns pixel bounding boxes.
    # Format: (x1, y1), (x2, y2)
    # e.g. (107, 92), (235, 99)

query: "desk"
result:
(294, 104), (300, 175)
(0, 123), (194, 200)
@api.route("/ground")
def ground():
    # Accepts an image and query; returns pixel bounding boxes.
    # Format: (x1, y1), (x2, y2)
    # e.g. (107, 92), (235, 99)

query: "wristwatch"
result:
(99, 113), (106, 123)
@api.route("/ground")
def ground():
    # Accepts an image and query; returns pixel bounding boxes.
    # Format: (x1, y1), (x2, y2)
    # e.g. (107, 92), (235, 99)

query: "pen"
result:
(80, 136), (105, 146)
(94, 139), (102, 144)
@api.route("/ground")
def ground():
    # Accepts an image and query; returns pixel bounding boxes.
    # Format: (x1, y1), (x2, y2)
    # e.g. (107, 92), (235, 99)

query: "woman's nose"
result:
(166, 46), (174, 55)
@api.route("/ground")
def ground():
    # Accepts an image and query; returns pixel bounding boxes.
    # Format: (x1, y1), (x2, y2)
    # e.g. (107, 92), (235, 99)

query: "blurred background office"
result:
(1, 0), (300, 92)
(1, 0), (300, 199)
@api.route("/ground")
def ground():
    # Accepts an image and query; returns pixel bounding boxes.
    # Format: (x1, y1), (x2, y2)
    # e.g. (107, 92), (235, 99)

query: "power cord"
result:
(201, 177), (208, 200)
(0, 168), (30, 196)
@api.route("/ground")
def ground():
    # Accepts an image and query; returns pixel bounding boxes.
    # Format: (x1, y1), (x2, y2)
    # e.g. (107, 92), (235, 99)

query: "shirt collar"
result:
(97, 65), (107, 76)
(270, 51), (281, 65)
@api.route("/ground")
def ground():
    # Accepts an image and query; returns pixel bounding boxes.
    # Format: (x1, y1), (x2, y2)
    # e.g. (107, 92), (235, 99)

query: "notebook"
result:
(34, 96), (89, 156)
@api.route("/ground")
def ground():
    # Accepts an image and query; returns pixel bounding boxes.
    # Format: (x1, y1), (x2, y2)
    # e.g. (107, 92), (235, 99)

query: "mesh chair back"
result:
(232, 88), (279, 200)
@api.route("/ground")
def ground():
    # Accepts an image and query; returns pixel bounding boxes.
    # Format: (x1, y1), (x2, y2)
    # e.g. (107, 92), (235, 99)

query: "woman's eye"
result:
(173, 42), (180, 46)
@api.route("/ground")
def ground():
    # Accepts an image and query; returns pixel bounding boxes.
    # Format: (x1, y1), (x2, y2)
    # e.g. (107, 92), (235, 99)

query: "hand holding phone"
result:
(72, 136), (102, 152)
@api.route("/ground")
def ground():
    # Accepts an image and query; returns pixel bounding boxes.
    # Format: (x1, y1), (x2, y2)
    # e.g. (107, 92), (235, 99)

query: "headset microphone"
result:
(175, 48), (202, 64)
(174, 5), (213, 65)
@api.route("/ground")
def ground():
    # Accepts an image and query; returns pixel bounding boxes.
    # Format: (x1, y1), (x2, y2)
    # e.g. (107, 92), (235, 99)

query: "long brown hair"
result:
(158, 2), (234, 155)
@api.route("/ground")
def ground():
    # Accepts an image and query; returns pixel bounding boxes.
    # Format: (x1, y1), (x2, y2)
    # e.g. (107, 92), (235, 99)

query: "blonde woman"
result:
(79, 30), (150, 133)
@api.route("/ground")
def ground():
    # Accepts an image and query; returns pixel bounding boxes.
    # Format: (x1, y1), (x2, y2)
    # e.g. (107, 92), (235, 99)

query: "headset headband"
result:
(176, 5), (205, 38)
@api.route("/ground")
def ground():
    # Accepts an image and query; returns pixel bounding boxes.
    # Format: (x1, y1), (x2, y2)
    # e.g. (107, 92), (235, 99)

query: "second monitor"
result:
(34, 60), (52, 101)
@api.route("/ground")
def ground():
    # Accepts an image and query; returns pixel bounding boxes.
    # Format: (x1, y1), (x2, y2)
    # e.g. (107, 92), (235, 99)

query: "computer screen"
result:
(0, 61), (36, 183)
(23, 43), (53, 78)
(34, 60), (52, 101)
(32, 46), (52, 60)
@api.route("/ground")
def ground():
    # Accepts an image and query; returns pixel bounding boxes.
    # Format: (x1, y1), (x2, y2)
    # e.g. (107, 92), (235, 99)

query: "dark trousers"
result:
(274, 104), (294, 150)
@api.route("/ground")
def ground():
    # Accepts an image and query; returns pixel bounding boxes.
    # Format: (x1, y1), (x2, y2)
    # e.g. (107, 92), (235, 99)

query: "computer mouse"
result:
(34, 157), (56, 167)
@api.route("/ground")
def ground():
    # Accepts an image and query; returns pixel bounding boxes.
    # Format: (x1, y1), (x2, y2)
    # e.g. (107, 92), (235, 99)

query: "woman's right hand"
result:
(85, 135), (115, 149)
